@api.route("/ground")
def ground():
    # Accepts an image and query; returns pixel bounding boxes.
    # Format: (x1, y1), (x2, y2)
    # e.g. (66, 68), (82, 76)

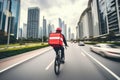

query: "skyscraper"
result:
(68, 27), (71, 40)
(22, 23), (27, 39)
(48, 23), (52, 35)
(62, 21), (65, 34)
(98, 0), (120, 34)
(90, 0), (100, 37)
(51, 24), (55, 32)
(78, 8), (91, 39)
(58, 18), (67, 38)
(39, 27), (42, 38)
(0, 0), (20, 38)
(64, 24), (67, 38)
(27, 7), (40, 39)
(58, 18), (62, 28)
(43, 16), (47, 37)
(0, 0), (3, 30)
(18, 27), (22, 39)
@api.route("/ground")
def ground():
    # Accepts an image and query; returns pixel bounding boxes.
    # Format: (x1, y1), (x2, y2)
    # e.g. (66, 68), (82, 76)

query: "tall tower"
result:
(68, 27), (71, 40)
(0, 0), (20, 38)
(43, 16), (47, 37)
(27, 7), (40, 39)
(22, 23), (27, 39)
(58, 18), (62, 28)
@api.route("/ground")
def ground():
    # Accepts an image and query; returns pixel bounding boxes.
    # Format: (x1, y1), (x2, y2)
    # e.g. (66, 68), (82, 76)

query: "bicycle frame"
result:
(54, 49), (62, 75)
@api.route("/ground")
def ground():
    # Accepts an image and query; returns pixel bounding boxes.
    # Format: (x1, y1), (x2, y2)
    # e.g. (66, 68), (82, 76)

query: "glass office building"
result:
(98, 0), (108, 35)
(106, 0), (120, 34)
(27, 7), (40, 39)
(0, 0), (3, 30)
(0, 0), (20, 38)
(98, 0), (120, 35)
(90, 0), (100, 37)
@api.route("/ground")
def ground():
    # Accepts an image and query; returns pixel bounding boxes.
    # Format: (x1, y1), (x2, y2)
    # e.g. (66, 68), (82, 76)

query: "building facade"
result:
(0, 0), (3, 30)
(58, 18), (62, 28)
(64, 24), (67, 39)
(90, 0), (100, 37)
(43, 16), (47, 37)
(22, 23), (27, 39)
(77, 0), (120, 40)
(78, 7), (93, 40)
(0, 0), (20, 38)
(39, 27), (42, 38)
(98, 0), (120, 35)
(48, 23), (52, 35)
(68, 27), (71, 40)
(27, 7), (40, 39)
(18, 27), (22, 39)
(51, 24), (55, 32)
(106, 0), (120, 34)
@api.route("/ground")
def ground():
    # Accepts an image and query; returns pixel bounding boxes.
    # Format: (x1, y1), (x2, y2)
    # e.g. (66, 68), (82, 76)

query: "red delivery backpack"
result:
(48, 33), (63, 47)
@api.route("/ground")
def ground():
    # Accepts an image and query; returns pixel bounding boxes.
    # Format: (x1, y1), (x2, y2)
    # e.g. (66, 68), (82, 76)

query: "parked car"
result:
(78, 41), (85, 46)
(90, 44), (120, 58)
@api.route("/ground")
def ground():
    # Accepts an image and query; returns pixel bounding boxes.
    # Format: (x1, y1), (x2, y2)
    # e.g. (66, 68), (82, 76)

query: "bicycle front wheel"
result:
(54, 58), (60, 75)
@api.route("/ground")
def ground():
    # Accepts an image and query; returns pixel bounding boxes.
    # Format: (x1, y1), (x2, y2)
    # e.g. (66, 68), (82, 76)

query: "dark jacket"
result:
(62, 34), (67, 46)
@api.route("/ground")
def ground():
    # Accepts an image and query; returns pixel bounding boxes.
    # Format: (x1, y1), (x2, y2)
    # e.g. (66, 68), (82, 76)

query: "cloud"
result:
(70, 0), (77, 4)
(28, 0), (56, 10)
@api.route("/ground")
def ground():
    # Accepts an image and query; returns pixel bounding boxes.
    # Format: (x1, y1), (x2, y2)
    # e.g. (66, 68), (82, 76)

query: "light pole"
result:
(41, 27), (44, 45)
(4, 0), (12, 48)
(7, 11), (12, 48)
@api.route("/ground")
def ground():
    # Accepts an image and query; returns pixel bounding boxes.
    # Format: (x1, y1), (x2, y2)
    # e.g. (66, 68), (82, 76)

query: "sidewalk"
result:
(0, 46), (52, 73)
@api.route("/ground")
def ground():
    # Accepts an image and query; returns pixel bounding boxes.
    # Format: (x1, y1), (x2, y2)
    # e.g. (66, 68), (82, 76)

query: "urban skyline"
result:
(1, 0), (120, 41)
(0, 0), (89, 40)
(20, 0), (89, 36)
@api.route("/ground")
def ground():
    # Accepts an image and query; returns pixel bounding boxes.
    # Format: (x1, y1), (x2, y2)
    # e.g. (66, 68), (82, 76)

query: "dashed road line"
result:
(45, 59), (54, 71)
(81, 52), (86, 56)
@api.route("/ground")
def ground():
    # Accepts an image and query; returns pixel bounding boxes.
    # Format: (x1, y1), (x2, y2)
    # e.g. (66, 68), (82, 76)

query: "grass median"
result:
(0, 43), (49, 59)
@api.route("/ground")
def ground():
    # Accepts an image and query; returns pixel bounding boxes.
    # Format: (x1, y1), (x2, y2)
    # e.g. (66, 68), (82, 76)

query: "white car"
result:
(78, 41), (85, 46)
(90, 44), (120, 58)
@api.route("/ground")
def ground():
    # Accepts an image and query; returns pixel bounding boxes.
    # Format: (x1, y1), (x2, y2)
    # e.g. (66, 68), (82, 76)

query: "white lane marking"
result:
(81, 52), (86, 56)
(45, 59), (54, 70)
(0, 48), (52, 73)
(0, 56), (34, 73)
(81, 48), (120, 80)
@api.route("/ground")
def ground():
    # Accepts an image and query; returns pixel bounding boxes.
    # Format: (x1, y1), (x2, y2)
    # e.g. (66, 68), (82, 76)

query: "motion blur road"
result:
(0, 43), (120, 80)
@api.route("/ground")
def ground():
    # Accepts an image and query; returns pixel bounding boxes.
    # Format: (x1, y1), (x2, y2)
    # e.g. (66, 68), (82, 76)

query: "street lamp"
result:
(41, 27), (44, 45)
(4, 0), (12, 48)
(7, 11), (12, 48)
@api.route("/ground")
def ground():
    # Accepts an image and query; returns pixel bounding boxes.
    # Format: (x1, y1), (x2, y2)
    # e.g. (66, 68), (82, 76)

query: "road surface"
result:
(0, 43), (120, 80)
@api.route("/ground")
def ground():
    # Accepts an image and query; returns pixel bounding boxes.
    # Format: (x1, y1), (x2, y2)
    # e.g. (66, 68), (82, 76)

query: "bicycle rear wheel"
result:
(54, 57), (60, 75)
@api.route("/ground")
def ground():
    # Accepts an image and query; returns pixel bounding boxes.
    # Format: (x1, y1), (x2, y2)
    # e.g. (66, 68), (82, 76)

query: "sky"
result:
(20, 0), (89, 35)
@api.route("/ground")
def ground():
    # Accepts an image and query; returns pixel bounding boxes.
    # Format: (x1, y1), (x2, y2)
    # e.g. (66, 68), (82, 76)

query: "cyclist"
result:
(53, 27), (68, 63)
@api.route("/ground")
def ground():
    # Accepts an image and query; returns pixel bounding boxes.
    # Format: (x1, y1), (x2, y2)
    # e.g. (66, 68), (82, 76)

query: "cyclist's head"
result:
(56, 27), (62, 33)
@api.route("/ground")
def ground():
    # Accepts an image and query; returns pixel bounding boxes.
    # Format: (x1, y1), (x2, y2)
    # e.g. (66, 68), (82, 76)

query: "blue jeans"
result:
(53, 46), (64, 59)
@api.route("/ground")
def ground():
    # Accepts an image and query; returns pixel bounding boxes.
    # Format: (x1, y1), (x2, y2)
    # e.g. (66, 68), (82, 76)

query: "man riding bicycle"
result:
(49, 27), (68, 63)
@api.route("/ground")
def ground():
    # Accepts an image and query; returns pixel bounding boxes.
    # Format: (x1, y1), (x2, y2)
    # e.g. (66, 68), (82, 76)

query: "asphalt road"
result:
(0, 43), (120, 80)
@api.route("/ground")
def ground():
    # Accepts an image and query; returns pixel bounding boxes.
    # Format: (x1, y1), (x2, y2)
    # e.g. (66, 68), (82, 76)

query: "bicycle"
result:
(54, 48), (65, 75)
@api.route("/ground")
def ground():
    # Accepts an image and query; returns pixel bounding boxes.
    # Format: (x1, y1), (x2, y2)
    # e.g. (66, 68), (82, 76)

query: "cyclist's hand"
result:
(65, 45), (68, 49)
(66, 45), (69, 47)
